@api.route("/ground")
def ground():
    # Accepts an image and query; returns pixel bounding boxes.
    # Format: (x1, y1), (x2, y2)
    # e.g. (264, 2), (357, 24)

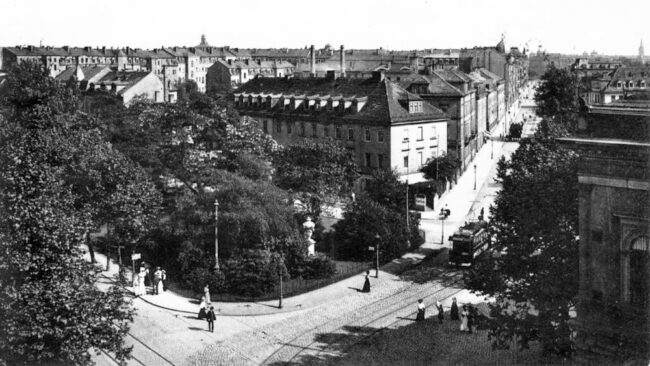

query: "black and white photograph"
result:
(0, 0), (648, 365)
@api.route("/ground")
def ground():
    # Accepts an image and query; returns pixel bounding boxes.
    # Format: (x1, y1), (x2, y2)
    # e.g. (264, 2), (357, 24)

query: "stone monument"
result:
(302, 216), (316, 256)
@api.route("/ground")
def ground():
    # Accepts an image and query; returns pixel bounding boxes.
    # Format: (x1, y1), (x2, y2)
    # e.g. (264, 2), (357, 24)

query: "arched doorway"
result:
(629, 235), (649, 307)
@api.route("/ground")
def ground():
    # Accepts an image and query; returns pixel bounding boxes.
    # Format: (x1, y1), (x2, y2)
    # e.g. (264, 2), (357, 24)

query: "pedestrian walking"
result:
(416, 299), (425, 321)
(450, 297), (459, 320)
(460, 305), (469, 332)
(361, 270), (371, 293)
(197, 295), (207, 320)
(137, 266), (147, 296)
(467, 304), (474, 334)
(153, 267), (163, 295)
(204, 284), (211, 304)
(206, 306), (216, 333)
(436, 300), (444, 324)
(161, 269), (167, 291)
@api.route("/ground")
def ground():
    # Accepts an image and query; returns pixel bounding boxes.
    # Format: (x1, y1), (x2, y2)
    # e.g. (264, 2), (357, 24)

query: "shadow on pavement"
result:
(266, 307), (566, 366)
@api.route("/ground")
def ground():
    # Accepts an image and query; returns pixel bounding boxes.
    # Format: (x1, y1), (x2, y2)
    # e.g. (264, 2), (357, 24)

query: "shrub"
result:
(183, 267), (226, 294)
(509, 122), (523, 139)
(301, 255), (337, 279)
(221, 249), (287, 297)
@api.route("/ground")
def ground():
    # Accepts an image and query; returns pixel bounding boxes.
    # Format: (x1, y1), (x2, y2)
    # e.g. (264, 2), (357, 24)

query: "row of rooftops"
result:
(233, 76), (448, 124)
(582, 65), (650, 93)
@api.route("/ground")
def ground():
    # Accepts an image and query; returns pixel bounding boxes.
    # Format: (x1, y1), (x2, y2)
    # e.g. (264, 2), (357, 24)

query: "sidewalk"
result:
(88, 123), (519, 317)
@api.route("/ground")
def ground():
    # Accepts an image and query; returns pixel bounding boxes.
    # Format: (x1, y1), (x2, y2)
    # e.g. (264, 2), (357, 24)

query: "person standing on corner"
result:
(153, 267), (163, 295)
(416, 299), (425, 321)
(198, 295), (207, 320)
(206, 306), (216, 333)
(460, 305), (469, 332)
(161, 269), (167, 291)
(361, 270), (371, 293)
(436, 299), (444, 324)
(450, 297), (459, 321)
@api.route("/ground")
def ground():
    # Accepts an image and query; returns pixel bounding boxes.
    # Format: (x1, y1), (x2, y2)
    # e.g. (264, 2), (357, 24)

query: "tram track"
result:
(260, 273), (464, 365)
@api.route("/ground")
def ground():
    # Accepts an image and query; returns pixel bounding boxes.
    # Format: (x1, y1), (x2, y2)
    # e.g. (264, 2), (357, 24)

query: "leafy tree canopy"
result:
(272, 139), (359, 199)
(419, 153), (461, 184)
(0, 62), (155, 365)
(534, 64), (579, 136)
(465, 138), (579, 356)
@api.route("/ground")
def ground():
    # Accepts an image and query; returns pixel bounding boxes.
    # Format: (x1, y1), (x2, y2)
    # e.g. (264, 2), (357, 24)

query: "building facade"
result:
(561, 102), (649, 364)
(233, 74), (448, 178)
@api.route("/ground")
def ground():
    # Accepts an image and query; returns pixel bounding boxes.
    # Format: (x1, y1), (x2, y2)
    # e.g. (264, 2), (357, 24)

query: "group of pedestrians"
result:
(416, 297), (477, 334)
(133, 262), (167, 297)
(197, 285), (217, 332)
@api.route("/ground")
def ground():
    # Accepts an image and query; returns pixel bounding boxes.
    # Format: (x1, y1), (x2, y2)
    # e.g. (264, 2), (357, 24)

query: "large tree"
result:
(465, 138), (579, 356)
(272, 139), (359, 199)
(0, 62), (160, 364)
(534, 64), (580, 137)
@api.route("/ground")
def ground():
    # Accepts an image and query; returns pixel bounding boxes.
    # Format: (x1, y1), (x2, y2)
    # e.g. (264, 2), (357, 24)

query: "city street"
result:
(93, 133), (526, 366)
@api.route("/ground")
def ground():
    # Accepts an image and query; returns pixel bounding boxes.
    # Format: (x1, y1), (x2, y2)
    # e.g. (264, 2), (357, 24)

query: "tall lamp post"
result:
(473, 164), (477, 190)
(214, 199), (220, 271)
(374, 233), (380, 278)
(490, 136), (494, 160)
(405, 137), (410, 248)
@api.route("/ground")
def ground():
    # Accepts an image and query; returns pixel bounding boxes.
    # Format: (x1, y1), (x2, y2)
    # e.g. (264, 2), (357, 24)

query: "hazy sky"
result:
(2, 0), (649, 55)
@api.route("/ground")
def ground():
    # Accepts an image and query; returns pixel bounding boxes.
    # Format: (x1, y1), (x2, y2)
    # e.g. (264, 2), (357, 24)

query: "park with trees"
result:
(0, 62), (420, 364)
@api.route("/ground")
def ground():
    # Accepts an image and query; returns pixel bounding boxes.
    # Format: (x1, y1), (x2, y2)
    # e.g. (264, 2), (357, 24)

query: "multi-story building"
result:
(206, 59), (294, 93)
(56, 67), (163, 105)
(232, 73), (448, 179)
(581, 66), (650, 104)
(460, 37), (528, 110)
(560, 101), (649, 365)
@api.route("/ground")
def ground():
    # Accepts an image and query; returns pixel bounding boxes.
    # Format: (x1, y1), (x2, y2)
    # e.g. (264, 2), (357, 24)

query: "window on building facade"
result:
(275, 121), (282, 133)
(417, 151), (423, 166)
(403, 156), (409, 168)
(365, 153), (372, 167)
(365, 128), (371, 142)
(348, 128), (354, 141)
(417, 126), (424, 141)
(263, 120), (268, 134)
(323, 126), (329, 137)
(378, 130), (385, 142)
(336, 126), (342, 139)
(300, 123), (305, 136)
(287, 122), (293, 134)
(630, 236), (649, 307)
(378, 154), (384, 168)
(617, 81), (623, 88)
(403, 128), (409, 142)
(641, 80), (647, 88)
(312, 123), (318, 137)
(431, 126), (437, 139)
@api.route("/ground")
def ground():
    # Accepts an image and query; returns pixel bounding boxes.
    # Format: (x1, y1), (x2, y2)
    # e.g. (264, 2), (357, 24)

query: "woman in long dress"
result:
(198, 295), (207, 320)
(460, 305), (469, 332)
(361, 271), (371, 293)
(138, 268), (147, 296)
(416, 299), (425, 321)
(450, 297), (459, 320)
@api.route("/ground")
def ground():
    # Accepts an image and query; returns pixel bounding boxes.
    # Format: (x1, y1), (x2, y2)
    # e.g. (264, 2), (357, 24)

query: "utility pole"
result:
(473, 164), (477, 190)
(405, 138), (410, 247)
(214, 199), (220, 271)
(375, 234), (380, 278)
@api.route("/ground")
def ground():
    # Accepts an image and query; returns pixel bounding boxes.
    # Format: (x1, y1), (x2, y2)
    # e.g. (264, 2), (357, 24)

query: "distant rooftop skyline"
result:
(1, 0), (649, 56)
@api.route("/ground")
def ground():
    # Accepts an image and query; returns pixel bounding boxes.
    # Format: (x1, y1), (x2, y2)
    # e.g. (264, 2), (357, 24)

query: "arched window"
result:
(630, 236), (649, 307)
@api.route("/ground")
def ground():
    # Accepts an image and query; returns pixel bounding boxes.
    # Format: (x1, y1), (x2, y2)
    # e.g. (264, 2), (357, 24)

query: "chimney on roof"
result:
(28, 45), (34, 52)
(310, 45), (316, 76)
(102, 46), (106, 53)
(340, 45), (346, 78)
(63, 46), (69, 52)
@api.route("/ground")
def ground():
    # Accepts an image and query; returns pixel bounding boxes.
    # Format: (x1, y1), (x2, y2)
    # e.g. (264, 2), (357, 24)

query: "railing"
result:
(211, 260), (372, 302)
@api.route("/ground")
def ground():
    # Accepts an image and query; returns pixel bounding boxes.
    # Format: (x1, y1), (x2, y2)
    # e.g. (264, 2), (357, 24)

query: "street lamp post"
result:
(375, 233), (380, 278)
(214, 199), (220, 271)
(278, 269), (283, 309)
(405, 138), (410, 248)
(441, 214), (445, 245)
(473, 164), (477, 190)
(490, 137), (494, 160)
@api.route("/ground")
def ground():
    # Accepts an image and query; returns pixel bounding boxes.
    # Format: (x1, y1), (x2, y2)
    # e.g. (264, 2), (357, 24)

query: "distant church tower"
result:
(640, 39), (645, 64)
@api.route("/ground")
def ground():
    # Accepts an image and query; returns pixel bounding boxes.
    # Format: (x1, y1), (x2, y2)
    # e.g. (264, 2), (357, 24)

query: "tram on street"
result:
(448, 220), (490, 267)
